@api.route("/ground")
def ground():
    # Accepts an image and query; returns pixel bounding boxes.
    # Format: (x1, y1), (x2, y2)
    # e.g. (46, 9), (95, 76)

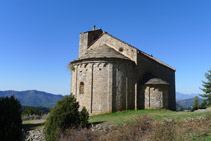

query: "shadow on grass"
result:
(88, 121), (105, 128)
(22, 123), (44, 131)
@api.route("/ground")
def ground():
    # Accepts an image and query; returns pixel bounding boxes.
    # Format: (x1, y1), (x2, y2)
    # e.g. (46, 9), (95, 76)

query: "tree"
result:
(44, 95), (89, 141)
(199, 100), (207, 109)
(0, 95), (22, 141)
(200, 68), (211, 106)
(191, 96), (199, 111)
(79, 107), (89, 127)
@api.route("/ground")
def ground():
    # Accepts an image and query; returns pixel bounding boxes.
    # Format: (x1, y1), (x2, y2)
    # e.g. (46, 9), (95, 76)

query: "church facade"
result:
(70, 28), (176, 115)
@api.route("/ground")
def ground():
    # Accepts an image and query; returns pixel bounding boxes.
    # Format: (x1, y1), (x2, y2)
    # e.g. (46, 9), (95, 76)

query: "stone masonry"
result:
(70, 28), (176, 115)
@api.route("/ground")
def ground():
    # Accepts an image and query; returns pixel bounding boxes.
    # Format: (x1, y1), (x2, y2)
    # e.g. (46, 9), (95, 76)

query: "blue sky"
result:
(0, 0), (210, 95)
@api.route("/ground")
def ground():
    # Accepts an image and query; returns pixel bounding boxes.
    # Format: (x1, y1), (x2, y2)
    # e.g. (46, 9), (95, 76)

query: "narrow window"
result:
(79, 82), (84, 94)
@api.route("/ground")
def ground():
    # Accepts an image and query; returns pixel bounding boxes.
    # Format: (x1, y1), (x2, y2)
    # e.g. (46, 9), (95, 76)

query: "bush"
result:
(0, 95), (22, 141)
(60, 128), (101, 141)
(22, 107), (45, 116)
(44, 95), (89, 141)
(79, 107), (89, 128)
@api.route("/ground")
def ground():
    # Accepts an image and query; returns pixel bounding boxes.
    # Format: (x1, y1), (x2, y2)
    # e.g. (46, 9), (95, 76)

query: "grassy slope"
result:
(22, 119), (45, 130)
(90, 109), (211, 125)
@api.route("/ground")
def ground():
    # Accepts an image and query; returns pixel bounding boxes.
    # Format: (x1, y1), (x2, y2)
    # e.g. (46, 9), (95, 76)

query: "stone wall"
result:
(112, 61), (135, 112)
(92, 62), (110, 114)
(79, 30), (103, 58)
(71, 63), (93, 112)
(71, 59), (136, 115)
(144, 85), (168, 109)
(71, 60), (112, 114)
(137, 53), (176, 110)
(89, 33), (138, 63)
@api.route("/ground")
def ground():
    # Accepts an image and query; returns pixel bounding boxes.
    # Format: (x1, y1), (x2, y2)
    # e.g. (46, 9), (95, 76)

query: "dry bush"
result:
(99, 116), (191, 141)
(149, 120), (191, 141)
(181, 113), (211, 139)
(99, 116), (152, 141)
(60, 128), (103, 141)
(59, 114), (211, 141)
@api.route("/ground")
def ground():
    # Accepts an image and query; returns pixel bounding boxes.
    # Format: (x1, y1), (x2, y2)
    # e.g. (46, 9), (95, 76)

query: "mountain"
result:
(176, 92), (203, 101)
(177, 97), (203, 110)
(176, 92), (204, 110)
(0, 90), (64, 107)
(0, 90), (204, 109)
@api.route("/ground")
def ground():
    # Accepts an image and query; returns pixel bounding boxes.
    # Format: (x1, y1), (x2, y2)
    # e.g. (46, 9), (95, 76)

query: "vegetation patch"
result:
(0, 96), (22, 141)
(90, 109), (211, 125)
(44, 95), (89, 141)
(61, 112), (211, 141)
(70, 65), (75, 71)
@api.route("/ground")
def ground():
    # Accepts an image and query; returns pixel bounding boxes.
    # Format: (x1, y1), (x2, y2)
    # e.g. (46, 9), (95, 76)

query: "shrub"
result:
(44, 95), (89, 141)
(79, 107), (89, 128)
(60, 128), (101, 141)
(22, 107), (45, 116)
(0, 95), (22, 141)
(99, 116), (153, 141)
(70, 65), (75, 71)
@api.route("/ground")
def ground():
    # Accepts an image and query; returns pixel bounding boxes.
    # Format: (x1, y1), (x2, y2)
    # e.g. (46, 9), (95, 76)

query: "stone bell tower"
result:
(78, 26), (103, 57)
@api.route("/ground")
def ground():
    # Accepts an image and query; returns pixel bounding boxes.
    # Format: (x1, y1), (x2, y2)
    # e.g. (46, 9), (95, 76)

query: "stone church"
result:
(70, 27), (176, 115)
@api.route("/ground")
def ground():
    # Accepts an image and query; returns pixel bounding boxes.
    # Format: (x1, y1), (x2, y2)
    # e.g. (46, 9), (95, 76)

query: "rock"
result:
(195, 109), (207, 112)
(164, 118), (173, 122)
(23, 129), (45, 141)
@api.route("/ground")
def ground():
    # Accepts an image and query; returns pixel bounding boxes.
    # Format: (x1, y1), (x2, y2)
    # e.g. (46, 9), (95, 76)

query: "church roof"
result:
(145, 78), (169, 85)
(71, 44), (130, 63)
(88, 31), (176, 71)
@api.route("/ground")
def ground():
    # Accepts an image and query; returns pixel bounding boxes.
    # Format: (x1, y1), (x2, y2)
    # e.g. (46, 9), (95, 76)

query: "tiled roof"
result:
(71, 44), (130, 63)
(88, 32), (175, 71)
(145, 78), (169, 85)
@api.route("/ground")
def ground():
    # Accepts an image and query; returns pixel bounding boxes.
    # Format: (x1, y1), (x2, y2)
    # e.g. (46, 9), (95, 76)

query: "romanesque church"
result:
(70, 27), (176, 115)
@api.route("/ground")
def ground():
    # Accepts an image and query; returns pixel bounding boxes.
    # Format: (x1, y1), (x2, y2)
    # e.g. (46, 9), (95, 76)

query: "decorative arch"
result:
(79, 82), (84, 94)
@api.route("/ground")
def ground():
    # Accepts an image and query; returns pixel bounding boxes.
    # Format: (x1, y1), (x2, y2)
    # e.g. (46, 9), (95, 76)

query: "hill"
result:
(0, 90), (64, 107)
(177, 97), (203, 109)
(0, 90), (204, 108)
(176, 92), (202, 101)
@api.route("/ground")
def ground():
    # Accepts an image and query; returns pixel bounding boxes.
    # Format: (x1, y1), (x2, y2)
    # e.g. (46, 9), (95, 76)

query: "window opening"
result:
(80, 82), (84, 94)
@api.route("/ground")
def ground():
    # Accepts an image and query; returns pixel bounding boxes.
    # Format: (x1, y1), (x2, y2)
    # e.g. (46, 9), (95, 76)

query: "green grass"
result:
(192, 131), (211, 141)
(90, 109), (211, 140)
(22, 119), (45, 130)
(90, 109), (211, 125)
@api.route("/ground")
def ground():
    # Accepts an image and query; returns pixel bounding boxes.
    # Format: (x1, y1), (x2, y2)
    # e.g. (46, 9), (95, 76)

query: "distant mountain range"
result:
(177, 97), (203, 109)
(0, 90), (204, 109)
(0, 90), (63, 107)
(176, 92), (204, 110)
(176, 92), (202, 101)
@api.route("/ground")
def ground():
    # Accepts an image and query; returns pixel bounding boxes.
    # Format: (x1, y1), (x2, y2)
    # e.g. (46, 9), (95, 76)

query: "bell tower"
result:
(79, 26), (103, 57)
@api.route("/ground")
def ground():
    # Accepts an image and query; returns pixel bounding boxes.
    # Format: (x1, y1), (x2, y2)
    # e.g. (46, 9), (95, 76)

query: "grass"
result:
(22, 119), (45, 130)
(23, 108), (211, 140)
(62, 112), (211, 141)
(90, 109), (211, 125)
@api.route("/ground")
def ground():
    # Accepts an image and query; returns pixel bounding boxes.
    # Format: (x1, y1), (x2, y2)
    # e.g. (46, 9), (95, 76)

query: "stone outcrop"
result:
(23, 129), (45, 141)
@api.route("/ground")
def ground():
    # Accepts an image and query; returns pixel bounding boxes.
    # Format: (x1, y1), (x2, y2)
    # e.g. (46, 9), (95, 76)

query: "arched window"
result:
(79, 82), (84, 94)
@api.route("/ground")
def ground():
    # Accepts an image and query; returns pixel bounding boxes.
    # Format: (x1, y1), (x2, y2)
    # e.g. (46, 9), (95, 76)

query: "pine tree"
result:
(200, 68), (211, 106)
(191, 96), (199, 111)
